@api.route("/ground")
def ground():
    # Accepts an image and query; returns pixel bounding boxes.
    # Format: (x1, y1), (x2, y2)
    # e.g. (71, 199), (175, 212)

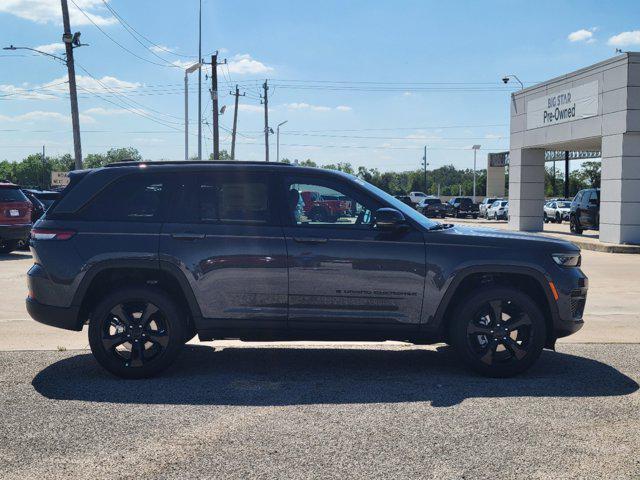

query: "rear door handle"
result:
(171, 232), (205, 240)
(293, 237), (328, 244)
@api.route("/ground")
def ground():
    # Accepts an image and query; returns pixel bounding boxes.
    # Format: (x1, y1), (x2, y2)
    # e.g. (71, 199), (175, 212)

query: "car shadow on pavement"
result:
(32, 345), (638, 408)
(0, 251), (31, 261)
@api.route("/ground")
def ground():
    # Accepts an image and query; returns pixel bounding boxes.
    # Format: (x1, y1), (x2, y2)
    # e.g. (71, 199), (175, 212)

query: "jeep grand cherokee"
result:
(26, 161), (587, 378)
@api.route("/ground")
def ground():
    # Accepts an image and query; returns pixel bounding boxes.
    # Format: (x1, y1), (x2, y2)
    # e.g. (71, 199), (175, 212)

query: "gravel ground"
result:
(0, 343), (638, 480)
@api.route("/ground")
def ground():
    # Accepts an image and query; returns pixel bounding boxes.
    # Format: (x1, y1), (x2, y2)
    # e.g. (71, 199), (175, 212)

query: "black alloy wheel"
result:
(570, 215), (583, 235)
(89, 287), (185, 378)
(449, 287), (546, 377)
(556, 212), (562, 224)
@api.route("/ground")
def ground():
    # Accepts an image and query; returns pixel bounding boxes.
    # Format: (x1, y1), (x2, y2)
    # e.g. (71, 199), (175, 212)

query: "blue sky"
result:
(1, 0), (639, 171)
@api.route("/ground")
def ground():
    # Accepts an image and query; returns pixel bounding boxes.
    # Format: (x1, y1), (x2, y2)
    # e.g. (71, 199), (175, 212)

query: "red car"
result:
(300, 191), (352, 222)
(0, 182), (32, 254)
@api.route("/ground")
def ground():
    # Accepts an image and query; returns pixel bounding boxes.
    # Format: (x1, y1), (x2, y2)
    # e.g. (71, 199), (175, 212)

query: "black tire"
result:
(88, 286), (186, 379)
(441, 213), (447, 219)
(543, 213), (549, 223)
(0, 240), (18, 254)
(556, 213), (562, 224)
(570, 215), (583, 235)
(448, 287), (547, 377)
(472, 214), (478, 219)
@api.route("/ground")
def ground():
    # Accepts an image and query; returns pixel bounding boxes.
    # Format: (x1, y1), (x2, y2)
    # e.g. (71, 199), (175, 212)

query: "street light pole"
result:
(422, 146), (429, 194)
(184, 62), (201, 160)
(472, 144), (481, 202)
(277, 120), (288, 162)
(197, 0), (202, 160)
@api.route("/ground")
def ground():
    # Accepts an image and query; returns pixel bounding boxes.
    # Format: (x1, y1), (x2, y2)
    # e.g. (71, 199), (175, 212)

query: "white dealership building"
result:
(508, 52), (640, 245)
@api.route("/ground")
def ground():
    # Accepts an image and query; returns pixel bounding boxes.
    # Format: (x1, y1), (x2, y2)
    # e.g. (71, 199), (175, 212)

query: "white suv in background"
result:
(487, 200), (509, 220)
(544, 200), (571, 224)
(479, 197), (504, 218)
(408, 191), (428, 205)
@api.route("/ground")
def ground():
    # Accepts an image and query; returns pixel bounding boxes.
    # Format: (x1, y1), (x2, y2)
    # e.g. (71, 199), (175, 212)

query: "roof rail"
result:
(104, 160), (293, 168)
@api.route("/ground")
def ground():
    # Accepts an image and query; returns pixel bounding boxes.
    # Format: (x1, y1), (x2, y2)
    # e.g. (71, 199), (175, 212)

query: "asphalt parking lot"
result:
(1, 227), (639, 479)
(0, 344), (638, 479)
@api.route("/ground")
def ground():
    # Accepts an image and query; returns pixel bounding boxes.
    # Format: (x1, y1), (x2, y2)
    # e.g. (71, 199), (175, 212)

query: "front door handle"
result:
(171, 232), (205, 240)
(293, 237), (328, 244)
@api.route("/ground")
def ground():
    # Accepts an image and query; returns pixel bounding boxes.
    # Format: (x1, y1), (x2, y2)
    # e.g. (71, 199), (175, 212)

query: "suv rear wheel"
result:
(570, 215), (583, 235)
(448, 287), (546, 377)
(88, 286), (186, 379)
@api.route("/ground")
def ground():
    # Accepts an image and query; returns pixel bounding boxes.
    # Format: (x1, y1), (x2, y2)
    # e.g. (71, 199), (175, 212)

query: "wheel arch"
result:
(73, 260), (202, 330)
(431, 265), (559, 347)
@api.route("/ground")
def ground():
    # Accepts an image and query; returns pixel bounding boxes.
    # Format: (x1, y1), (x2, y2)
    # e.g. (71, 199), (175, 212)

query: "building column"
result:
(508, 147), (546, 231)
(599, 132), (640, 244)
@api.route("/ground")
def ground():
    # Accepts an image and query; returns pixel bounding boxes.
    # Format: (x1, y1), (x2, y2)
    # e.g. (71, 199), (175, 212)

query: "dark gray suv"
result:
(26, 161), (588, 378)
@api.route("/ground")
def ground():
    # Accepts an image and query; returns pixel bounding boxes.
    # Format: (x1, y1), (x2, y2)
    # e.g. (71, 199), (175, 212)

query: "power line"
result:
(100, 0), (196, 59)
(70, 0), (180, 69)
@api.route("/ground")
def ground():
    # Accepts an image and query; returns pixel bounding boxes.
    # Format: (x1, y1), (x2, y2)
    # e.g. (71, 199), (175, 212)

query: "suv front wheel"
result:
(448, 287), (546, 377)
(88, 286), (186, 379)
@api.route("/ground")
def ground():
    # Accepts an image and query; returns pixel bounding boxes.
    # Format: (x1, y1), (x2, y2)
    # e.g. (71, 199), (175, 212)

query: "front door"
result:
(280, 174), (426, 333)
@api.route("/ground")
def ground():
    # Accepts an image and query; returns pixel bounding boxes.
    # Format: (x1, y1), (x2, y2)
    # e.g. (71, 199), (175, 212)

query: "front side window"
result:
(286, 179), (376, 228)
(82, 175), (166, 222)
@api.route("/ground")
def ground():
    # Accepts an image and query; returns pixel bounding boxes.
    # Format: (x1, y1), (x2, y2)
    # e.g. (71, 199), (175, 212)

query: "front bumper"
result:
(26, 296), (82, 331)
(0, 223), (31, 241)
(552, 270), (588, 338)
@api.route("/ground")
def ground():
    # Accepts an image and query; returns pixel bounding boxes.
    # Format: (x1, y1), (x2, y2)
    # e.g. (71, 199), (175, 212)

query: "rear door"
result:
(160, 170), (288, 332)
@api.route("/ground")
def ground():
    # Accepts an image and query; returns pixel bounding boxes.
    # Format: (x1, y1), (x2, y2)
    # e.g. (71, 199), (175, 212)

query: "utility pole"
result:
(42, 145), (46, 189)
(422, 146), (428, 194)
(197, 0), (202, 160)
(230, 85), (245, 160)
(208, 52), (226, 160)
(277, 120), (288, 162)
(61, 0), (82, 170)
(472, 144), (481, 202)
(184, 62), (201, 161)
(564, 150), (570, 198)
(262, 80), (270, 162)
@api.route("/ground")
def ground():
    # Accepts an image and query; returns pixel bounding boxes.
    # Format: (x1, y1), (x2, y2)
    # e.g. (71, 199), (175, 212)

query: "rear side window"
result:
(82, 174), (167, 222)
(171, 173), (273, 225)
(0, 187), (28, 202)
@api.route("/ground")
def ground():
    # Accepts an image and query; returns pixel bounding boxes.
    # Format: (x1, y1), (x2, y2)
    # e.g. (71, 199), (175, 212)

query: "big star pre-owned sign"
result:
(526, 80), (599, 129)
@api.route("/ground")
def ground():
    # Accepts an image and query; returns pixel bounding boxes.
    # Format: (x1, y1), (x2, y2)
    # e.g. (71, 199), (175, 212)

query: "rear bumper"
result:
(26, 296), (82, 331)
(0, 223), (31, 241)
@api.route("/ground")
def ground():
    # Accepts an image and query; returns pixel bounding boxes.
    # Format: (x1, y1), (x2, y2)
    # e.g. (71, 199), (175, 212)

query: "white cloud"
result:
(237, 104), (264, 113)
(0, 0), (116, 26)
(150, 45), (176, 54)
(608, 30), (640, 47)
(83, 107), (147, 116)
(484, 133), (503, 139)
(284, 103), (351, 112)
(171, 60), (198, 70)
(0, 110), (95, 124)
(45, 75), (141, 94)
(226, 54), (273, 75)
(568, 28), (596, 43)
(34, 43), (66, 55)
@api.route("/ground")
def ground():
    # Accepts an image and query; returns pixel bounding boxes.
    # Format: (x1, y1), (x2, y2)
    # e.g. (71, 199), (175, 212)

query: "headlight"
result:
(552, 253), (581, 267)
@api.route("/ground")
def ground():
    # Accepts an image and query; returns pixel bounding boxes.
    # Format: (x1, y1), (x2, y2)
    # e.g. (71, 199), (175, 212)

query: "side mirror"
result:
(589, 198), (598, 206)
(375, 208), (406, 231)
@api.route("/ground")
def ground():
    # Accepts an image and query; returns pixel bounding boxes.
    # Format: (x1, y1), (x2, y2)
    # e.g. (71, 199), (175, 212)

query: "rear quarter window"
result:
(80, 174), (169, 222)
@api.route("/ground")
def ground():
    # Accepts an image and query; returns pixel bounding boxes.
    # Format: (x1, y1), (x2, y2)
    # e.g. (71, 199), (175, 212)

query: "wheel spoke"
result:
(488, 300), (503, 324)
(140, 303), (159, 326)
(467, 322), (492, 335)
(129, 340), (145, 367)
(102, 334), (127, 351)
(505, 313), (531, 332)
(110, 304), (133, 327)
(146, 330), (170, 348)
(479, 343), (497, 365)
(503, 337), (527, 360)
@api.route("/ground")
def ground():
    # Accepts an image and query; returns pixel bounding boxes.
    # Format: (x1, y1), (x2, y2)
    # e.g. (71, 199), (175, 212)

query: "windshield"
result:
(558, 201), (571, 208)
(350, 175), (439, 229)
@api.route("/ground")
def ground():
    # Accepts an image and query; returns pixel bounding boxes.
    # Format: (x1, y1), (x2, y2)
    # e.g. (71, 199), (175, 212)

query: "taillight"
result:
(31, 228), (75, 240)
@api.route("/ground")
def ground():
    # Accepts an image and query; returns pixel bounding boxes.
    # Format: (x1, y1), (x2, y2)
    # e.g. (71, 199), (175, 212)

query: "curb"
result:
(544, 236), (640, 254)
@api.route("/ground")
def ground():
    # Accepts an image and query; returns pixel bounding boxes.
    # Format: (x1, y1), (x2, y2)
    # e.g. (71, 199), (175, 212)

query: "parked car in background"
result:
(408, 191), (428, 205)
(300, 190), (352, 222)
(394, 195), (414, 208)
(21, 190), (46, 222)
(26, 160), (587, 379)
(487, 200), (509, 220)
(479, 197), (503, 218)
(24, 189), (61, 210)
(447, 197), (479, 218)
(0, 182), (32, 254)
(417, 197), (448, 218)
(544, 200), (572, 224)
(570, 188), (600, 235)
